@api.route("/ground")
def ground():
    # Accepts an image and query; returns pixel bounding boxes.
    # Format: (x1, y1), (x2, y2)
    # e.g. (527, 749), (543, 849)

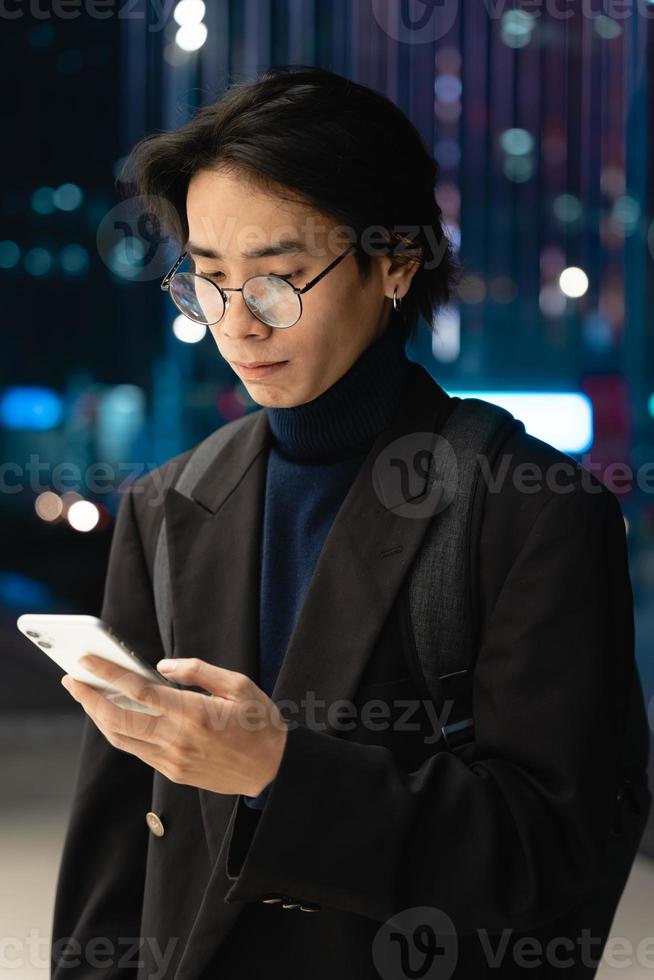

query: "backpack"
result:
(151, 397), (650, 891)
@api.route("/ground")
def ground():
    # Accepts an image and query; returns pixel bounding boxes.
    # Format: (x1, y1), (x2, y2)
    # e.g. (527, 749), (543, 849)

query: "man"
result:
(52, 67), (650, 979)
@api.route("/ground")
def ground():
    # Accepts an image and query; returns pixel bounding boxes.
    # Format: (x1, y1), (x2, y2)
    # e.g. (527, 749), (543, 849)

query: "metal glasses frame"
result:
(160, 243), (358, 328)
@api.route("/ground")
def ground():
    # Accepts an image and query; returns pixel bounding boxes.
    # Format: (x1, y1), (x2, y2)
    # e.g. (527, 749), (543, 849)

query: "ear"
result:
(380, 239), (424, 303)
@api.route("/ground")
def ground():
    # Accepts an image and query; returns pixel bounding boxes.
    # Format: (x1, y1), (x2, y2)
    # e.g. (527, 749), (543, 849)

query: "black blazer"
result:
(51, 362), (651, 980)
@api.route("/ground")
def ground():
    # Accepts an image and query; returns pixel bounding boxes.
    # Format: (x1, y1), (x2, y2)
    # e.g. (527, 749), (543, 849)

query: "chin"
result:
(243, 385), (303, 409)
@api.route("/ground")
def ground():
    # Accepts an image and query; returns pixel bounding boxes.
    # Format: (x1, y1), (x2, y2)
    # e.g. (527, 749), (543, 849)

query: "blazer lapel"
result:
(163, 407), (270, 689)
(163, 360), (455, 979)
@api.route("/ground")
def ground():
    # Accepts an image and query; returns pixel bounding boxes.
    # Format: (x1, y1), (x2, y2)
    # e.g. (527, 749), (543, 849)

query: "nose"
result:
(216, 291), (273, 341)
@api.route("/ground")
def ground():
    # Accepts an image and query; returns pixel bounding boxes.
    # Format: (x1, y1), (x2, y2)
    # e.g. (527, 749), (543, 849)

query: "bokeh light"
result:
(67, 500), (101, 533)
(0, 240), (21, 269)
(173, 314), (207, 344)
(559, 266), (589, 299)
(53, 183), (83, 212)
(35, 492), (64, 523)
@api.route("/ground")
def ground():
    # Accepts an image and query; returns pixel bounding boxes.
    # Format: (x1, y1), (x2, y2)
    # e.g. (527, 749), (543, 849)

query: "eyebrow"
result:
(185, 239), (307, 260)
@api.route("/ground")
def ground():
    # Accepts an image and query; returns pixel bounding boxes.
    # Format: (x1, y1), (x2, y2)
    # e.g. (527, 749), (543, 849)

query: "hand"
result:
(61, 655), (288, 797)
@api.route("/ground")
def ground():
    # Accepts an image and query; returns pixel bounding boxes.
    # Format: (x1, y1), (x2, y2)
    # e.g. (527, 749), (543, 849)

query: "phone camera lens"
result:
(26, 631), (40, 637)
(37, 641), (52, 648)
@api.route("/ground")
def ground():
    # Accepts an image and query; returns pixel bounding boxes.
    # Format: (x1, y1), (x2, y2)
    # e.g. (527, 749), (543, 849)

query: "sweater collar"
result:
(265, 314), (412, 462)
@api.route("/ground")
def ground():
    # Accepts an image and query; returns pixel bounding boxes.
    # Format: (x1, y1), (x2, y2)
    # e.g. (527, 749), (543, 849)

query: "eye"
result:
(196, 269), (223, 280)
(194, 269), (301, 282)
(275, 271), (302, 282)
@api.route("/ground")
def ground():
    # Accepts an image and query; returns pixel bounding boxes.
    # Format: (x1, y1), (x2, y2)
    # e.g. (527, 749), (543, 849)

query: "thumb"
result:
(156, 657), (249, 700)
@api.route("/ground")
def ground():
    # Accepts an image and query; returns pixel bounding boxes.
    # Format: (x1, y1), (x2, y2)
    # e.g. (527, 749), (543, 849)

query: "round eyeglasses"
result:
(160, 244), (357, 329)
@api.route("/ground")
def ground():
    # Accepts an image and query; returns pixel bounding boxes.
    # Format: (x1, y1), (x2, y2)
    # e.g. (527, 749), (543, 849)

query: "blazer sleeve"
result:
(221, 481), (648, 935)
(51, 480), (162, 979)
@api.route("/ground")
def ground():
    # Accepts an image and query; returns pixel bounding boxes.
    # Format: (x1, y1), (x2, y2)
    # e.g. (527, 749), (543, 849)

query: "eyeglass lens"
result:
(169, 273), (301, 328)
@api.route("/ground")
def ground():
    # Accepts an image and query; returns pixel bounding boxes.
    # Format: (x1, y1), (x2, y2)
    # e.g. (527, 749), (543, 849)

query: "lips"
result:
(234, 361), (284, 367)
(230, 360), (290, 379)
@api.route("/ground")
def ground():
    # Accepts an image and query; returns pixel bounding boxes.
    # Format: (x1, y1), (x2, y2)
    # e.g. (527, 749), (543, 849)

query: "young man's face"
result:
(184, 167), (412, 408)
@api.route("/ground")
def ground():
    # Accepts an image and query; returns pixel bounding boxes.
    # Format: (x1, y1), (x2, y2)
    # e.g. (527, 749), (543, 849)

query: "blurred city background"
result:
(1, 1), (653, 977)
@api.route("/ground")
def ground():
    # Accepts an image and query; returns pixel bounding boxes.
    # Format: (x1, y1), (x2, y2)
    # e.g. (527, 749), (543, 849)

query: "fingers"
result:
(156, 657), (255, 702)
(77, 653), (180, 715)
(62, 674), (167, 743)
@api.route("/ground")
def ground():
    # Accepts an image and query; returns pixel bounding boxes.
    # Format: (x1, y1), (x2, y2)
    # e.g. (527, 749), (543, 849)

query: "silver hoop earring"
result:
(392, 286), (403, 312)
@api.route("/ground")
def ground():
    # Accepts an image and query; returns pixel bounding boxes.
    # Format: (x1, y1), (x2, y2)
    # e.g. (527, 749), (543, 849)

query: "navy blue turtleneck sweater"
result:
(243, 315), (412, 809)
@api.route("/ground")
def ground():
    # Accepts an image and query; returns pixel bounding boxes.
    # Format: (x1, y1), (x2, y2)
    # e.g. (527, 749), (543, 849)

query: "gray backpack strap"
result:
(408, 398), (524, 753)
(153, 413), (256, 660)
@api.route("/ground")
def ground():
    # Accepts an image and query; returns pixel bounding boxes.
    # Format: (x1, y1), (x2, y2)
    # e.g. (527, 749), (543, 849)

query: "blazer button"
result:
(260, 895), (283, 905)
(145, 811), (165, 837)
(281, 901), (301, 910)
(299, 904), (321, 912)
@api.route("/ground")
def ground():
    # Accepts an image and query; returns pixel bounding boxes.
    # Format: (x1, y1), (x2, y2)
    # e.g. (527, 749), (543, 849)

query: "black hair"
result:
(119, 65), (462, 342)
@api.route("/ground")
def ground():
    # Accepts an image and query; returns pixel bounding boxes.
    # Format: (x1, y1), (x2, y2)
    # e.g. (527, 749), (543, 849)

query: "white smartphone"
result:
(17, 613), (178, 716)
